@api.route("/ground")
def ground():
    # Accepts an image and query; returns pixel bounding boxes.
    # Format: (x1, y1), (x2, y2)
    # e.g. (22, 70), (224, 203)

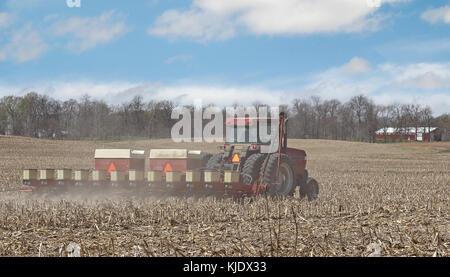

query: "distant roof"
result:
(376, 127), (438, 135)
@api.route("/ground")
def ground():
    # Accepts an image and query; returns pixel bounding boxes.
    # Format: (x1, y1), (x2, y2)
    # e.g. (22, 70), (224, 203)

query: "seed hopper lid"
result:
(149, 149), (189, 159)
(95, 149), (145, 159)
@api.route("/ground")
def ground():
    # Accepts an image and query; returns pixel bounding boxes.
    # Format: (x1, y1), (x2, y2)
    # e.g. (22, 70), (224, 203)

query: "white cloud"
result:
(381, 62), (450, 89)
(0, 13), (15, 29)
(300, 78), (450, 116)
(165, 55), (193, 64)
(0, 24), (48, 63)
(375, 93), (450, 115)
(340, 57), (372, 73)
(0, 81), (284, 107)
(421, 5), (450, 24)
(158, 85), (285, 106)
(301, 61), (450, 114)
(52, 11), (129, 52)
(399, 72), (450, 90)
(2, 60), (450, 115)
(148, 0), (406, 41)
(45, 81), (152, 102)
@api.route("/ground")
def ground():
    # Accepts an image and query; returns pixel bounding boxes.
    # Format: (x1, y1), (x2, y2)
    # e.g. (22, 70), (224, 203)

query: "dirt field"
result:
(0, 136), (448, 257)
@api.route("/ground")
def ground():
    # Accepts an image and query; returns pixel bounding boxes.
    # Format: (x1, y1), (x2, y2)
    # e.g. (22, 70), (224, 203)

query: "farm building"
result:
(376, 127), (442, 142)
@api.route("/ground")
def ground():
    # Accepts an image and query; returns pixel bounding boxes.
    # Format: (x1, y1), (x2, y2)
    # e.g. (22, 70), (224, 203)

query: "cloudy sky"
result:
(1, 0), (450, 115)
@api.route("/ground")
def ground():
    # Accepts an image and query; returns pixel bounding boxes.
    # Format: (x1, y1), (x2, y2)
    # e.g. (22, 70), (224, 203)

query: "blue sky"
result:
(1, 0), (450, 114)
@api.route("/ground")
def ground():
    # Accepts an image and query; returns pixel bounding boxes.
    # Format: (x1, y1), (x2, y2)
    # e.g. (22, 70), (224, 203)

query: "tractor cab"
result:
(225, 117), (275, 145)
(224, 112), (288, 153)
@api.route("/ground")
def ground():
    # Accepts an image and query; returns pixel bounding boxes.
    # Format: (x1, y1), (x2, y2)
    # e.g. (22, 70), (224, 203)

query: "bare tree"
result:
(421, 106), (433, 142)
(0, 96), (24, 135)
(364, 100), (379, 143)
(337, 103), (355, 141)
(349, 95), (369, 141)
(379, 105), (394, 143)
(325, 99), (341, 140)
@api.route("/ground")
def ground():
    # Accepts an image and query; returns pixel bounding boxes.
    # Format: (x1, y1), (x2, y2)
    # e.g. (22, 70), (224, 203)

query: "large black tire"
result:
(200, 152), (213, 167)
(261, 154), (296, 196)
(206, 153), (224, 170)
(300, 178), (319, 201)
(241, 153), (266, 185)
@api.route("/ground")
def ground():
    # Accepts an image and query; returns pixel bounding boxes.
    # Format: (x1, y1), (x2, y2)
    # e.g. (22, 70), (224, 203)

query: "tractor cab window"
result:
(226, 121), (274, 144)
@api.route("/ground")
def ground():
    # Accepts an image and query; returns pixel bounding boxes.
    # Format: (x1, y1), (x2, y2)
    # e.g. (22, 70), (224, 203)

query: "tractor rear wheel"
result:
(206, 153), (224, 170)
(241, 153), (266, 185)
(261, 154), (296, 196)
(300, 178), (319, 201)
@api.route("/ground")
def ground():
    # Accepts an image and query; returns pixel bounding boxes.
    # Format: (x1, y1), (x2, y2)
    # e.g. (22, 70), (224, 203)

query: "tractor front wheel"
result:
(241, 153), (266, 185)
(261, 154), (296, 196)
(206, 153), (224, 170)
(201, 152), (213, 167)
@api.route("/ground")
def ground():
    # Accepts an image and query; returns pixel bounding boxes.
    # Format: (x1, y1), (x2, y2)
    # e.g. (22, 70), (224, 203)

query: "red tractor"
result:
(22, 112), (318, 200)
(205, 112), (319, 199)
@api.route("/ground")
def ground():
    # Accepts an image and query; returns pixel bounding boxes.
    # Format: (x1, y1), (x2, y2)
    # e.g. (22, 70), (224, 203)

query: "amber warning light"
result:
(232, 154), (240, 163)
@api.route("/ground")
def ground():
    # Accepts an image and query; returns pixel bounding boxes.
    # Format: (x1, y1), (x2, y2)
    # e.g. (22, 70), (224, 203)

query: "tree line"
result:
(0, 93), (174, 139)
(288, 95), (448, 142)
(0, 92), (448, 142)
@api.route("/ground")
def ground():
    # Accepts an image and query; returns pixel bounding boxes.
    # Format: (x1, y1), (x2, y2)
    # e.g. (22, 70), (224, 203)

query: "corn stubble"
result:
(0, 136), (448, 257)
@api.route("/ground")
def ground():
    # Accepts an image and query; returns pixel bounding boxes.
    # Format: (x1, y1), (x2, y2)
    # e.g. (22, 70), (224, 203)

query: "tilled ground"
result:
(0, 136), (448, 257)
